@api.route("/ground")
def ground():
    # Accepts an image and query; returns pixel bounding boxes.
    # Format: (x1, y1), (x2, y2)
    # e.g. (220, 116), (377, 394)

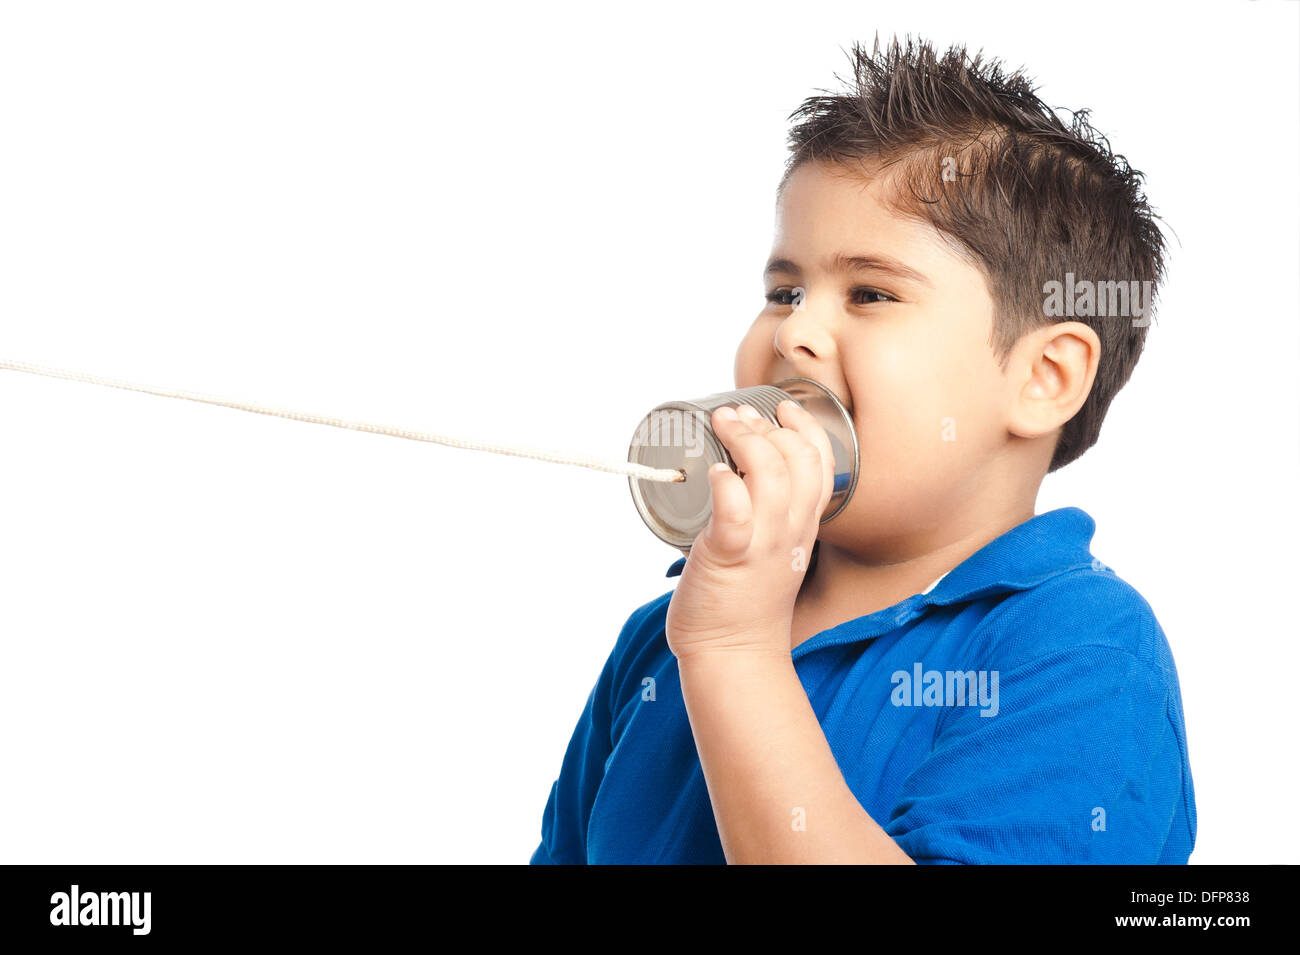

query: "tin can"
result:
(627, 377), (859, 551)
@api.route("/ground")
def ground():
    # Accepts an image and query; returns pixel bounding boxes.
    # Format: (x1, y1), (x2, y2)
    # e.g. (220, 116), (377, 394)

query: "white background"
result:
(1, 0), (1296, 865)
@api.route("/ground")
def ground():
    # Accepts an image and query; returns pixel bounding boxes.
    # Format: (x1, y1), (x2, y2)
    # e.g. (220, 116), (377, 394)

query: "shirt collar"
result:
(664, 507), (1098, 650)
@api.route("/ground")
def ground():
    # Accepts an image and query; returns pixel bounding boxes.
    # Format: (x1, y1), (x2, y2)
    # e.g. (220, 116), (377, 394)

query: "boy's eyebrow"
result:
(765, 252), (933, 288)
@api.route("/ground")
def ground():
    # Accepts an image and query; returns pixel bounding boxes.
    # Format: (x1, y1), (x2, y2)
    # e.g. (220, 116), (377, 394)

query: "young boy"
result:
(530, 35), (1195, 864)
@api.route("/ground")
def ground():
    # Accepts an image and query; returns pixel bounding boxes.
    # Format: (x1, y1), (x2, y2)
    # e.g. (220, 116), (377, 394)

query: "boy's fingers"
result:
(775, 399), (835, 519)
(762, 426), (829, 528)
(701, 461), (753, 558)
(734, 404), (776, 435)
(711, 407), (789, 529)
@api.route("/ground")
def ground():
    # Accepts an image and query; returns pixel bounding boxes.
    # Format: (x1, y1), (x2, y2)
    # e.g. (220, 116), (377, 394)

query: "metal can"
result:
(627, 377), (859, 551)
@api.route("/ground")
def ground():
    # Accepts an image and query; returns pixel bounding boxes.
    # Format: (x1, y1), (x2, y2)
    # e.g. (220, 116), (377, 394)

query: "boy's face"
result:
(733, 159), (1017, 559)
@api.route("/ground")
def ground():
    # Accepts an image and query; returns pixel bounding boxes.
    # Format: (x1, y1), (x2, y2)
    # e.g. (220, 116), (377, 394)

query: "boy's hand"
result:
(665, 399), (835, 661)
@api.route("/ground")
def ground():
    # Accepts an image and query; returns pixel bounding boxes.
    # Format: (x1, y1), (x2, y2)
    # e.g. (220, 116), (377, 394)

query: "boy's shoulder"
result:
(963, 561), (1181, 692)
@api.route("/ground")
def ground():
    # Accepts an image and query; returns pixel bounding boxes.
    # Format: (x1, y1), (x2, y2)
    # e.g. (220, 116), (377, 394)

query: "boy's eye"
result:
(765, 287), (800, 306)
(764, 286), (896, 306)
(851, 286), (895, 305)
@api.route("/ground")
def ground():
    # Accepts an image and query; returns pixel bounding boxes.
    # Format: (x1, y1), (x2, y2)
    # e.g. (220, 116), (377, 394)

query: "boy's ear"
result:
(1006, 321), (1100, 440)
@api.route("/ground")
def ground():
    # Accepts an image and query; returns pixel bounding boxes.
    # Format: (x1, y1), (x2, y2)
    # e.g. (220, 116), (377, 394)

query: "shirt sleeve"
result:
(884, 636), (1192, 864)
(529, 595), (666, 865)
(528, 663), (615, 865)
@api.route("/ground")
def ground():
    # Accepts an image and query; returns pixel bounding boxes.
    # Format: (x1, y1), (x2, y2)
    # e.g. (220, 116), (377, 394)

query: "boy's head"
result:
(733, 35), (1167, 556)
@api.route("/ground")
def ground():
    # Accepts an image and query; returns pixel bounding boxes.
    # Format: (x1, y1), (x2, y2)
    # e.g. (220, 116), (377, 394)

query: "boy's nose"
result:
(773, 325), (815, 361)
(773, 302), (835, 362)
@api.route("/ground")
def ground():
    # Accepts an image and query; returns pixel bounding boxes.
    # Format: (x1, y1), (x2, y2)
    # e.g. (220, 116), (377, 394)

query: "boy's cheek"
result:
(826, 389), (994, 540)
(855, 395), (988, 501)
(860, 382), (963, 453)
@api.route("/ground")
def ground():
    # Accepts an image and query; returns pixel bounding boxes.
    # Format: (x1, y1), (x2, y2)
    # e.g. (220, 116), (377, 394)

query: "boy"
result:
(530, 35), (1195, 864)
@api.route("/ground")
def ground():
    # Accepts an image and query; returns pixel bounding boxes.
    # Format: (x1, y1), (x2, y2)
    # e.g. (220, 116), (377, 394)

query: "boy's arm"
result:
(668, 400), (914, 863)
(679, 645), (915, 864)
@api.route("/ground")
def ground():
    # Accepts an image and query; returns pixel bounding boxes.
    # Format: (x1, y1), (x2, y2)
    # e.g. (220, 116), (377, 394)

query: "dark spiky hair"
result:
(781, 35), (1168, 471)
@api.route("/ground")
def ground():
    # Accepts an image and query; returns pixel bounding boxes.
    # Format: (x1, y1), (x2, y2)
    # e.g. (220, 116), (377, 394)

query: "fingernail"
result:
(737, 404), (761, 420)
(717, 406), (739, 421)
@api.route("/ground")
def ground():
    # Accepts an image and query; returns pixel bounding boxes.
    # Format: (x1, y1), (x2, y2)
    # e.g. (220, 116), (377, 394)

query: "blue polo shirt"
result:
(529, 507), (1196, 864)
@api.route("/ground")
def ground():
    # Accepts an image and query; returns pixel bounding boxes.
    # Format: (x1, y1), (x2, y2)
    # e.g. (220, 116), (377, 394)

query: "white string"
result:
(0, 358), (686, 484)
